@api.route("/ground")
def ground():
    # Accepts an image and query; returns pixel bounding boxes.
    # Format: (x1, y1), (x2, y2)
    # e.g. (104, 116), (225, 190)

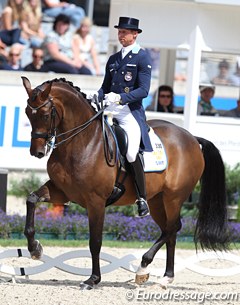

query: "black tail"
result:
(194, 137), (230, 251)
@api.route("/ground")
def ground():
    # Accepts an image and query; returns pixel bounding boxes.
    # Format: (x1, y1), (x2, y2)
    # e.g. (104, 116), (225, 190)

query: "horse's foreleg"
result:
(80, 204), (105, 290)
(24, 181), (67, 260)
(24, 188), (49, 259)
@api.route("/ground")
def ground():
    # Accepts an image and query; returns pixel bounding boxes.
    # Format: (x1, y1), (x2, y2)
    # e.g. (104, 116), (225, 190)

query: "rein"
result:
(54, 107), (105, 147)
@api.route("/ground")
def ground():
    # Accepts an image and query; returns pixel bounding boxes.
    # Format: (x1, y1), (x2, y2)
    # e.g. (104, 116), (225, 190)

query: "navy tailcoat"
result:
(98, 45), (152, 152)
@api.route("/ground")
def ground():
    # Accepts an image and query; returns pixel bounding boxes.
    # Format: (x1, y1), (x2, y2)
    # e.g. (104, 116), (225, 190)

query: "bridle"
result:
(27, 96), (57, 155)
(27, 95), (113, 160)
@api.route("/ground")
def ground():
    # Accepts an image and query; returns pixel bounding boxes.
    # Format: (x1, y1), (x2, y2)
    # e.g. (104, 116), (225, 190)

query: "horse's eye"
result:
(42, 114), (49, 121)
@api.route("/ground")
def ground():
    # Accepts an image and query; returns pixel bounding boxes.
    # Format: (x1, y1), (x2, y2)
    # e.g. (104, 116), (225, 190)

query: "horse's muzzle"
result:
(30, 148), (45, 159)
(35, 151), (45, 159)
(30, 140), (46, 159)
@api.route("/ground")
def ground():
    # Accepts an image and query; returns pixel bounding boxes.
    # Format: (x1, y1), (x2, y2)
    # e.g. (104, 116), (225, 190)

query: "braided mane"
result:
(42, 78), (87, 99)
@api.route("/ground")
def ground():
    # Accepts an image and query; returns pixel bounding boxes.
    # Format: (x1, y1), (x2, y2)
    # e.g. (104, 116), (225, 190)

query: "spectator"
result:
(41, 0), (85, 30)
(73, 17), (101, 75)
(6, 43), (23, 70)
(0, 38), (11, 70)
(147, 85), (175, 112)
(20, 0), (45, 47)
(2, 0), (24, 29)
(222, 99), (240, 118)
(1, 0), (28, 45)
(43, 13), (91, 74)
(211, 59), (234, 86)
(0, 39), (8, 56)
(230, 60), (240, 87)
(197, 84), (218, 116)
(23, 47), (49, 72)
(0, 28), (22, 46)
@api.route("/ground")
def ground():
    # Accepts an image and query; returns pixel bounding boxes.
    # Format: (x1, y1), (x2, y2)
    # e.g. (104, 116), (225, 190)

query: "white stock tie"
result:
(122, 48), (127, 59)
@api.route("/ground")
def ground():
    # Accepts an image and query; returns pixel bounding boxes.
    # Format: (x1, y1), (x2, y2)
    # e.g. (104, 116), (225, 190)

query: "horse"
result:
(21, 76), (229, 290)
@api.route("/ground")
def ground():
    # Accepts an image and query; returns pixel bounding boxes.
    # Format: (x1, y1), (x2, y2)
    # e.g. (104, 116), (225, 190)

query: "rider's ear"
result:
(41, 82), (52, 101)
(22, 76), (32, 97)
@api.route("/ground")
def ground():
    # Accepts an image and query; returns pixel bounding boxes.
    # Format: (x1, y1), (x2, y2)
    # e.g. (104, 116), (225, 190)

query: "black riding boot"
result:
(130, 153), (149, 217)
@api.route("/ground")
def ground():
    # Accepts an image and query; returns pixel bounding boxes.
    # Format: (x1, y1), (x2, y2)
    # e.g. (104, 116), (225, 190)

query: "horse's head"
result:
(22, 76), (59, 158)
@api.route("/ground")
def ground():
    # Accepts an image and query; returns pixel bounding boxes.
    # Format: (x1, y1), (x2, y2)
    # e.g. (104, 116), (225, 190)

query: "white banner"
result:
(0, 85), (48, 170)
(1, 82), (240, 171)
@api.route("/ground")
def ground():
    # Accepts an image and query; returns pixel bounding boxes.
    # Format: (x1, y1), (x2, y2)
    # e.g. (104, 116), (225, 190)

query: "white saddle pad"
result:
(143, 128), (168, 172)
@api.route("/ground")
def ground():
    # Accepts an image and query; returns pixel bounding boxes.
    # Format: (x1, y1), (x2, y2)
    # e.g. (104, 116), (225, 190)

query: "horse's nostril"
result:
(37, 152), (45, 159)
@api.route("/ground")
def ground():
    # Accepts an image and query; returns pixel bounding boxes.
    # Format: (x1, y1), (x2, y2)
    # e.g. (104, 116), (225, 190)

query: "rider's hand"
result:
(104, 92), (121, 105)
(86, 91), (98, 100)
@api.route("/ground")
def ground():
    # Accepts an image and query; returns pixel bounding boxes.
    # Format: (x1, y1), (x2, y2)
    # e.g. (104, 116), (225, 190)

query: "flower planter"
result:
(10, 232), (25, 239)
(77, 233), (89, 240)
(35, 233), (59, 240)
(103, 233), (117, 240)
(65, 233), (76, 240)
(177, 235), (194, 242)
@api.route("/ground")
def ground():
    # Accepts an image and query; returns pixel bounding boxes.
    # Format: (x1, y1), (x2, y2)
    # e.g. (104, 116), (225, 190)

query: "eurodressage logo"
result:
(125, 290), (240, 303)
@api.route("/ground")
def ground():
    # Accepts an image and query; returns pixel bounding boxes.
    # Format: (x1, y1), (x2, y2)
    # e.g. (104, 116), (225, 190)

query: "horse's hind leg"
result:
(159, 233), (178, 289)
(135, 193), (182, 287)
(24, 180), (68, 259)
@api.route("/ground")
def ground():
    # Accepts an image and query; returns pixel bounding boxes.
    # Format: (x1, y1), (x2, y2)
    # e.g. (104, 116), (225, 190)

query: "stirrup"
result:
(135, 198), (150, 218)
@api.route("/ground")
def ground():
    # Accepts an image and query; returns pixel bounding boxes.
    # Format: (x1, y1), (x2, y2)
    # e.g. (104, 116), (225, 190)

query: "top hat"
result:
(114, 17), (142, 33)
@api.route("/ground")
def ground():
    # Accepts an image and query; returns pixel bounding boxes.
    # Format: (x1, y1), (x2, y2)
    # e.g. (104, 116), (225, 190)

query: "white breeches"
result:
(106, 103), (141, 162)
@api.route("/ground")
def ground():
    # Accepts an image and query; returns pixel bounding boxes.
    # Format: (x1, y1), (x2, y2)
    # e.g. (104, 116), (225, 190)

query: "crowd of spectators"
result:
(0, 0), (101, 74)
(146, 83), (240, 119)
(0, 2), (239, 119)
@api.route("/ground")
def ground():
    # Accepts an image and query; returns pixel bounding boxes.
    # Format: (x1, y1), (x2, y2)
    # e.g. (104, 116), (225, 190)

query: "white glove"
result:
(104, 92), (121, 105)
(86, 91), (98, 100)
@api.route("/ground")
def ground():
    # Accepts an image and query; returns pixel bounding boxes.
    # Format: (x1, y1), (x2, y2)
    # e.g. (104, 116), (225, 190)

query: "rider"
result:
(98, 16), (152, 217)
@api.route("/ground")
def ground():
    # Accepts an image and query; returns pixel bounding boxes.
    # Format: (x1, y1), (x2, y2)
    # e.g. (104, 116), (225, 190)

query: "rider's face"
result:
(118, 29), (138, 47)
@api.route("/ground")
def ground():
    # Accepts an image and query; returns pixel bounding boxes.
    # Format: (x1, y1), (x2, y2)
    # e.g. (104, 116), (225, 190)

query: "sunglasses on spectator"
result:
(33, 55), (43, 58)
(159, 95), (171, 98)
(9, 53), (20, 56)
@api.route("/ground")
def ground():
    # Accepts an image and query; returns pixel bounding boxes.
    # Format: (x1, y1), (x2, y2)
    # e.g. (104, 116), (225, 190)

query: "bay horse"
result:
(21, 76), (229, 290)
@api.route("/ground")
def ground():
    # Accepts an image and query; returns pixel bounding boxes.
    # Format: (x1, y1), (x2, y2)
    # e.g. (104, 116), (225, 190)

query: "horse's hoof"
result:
(159, 276), (174, 289)
(79, 275), (100, 290)
(79, 282), (94, 290)
(135, 265), (150, 285)
(30, 240), (43, 260)
(135, 273), (150, 285)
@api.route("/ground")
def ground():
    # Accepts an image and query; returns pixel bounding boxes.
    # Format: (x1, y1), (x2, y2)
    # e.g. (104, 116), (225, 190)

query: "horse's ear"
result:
(40, 82), (52, 101)
(21, 76), (32, 97)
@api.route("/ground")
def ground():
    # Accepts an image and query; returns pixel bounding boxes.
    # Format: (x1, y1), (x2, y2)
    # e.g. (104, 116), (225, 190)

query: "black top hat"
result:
(114, 17), (142, 33)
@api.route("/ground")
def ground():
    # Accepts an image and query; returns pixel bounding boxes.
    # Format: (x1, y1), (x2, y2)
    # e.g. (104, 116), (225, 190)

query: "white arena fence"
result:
(0, 248), (240, 283)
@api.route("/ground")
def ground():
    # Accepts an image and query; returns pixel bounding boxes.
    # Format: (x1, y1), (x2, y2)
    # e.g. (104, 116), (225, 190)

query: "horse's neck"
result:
(56, 93), (101, 149)
(57, 90), (93, 129)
